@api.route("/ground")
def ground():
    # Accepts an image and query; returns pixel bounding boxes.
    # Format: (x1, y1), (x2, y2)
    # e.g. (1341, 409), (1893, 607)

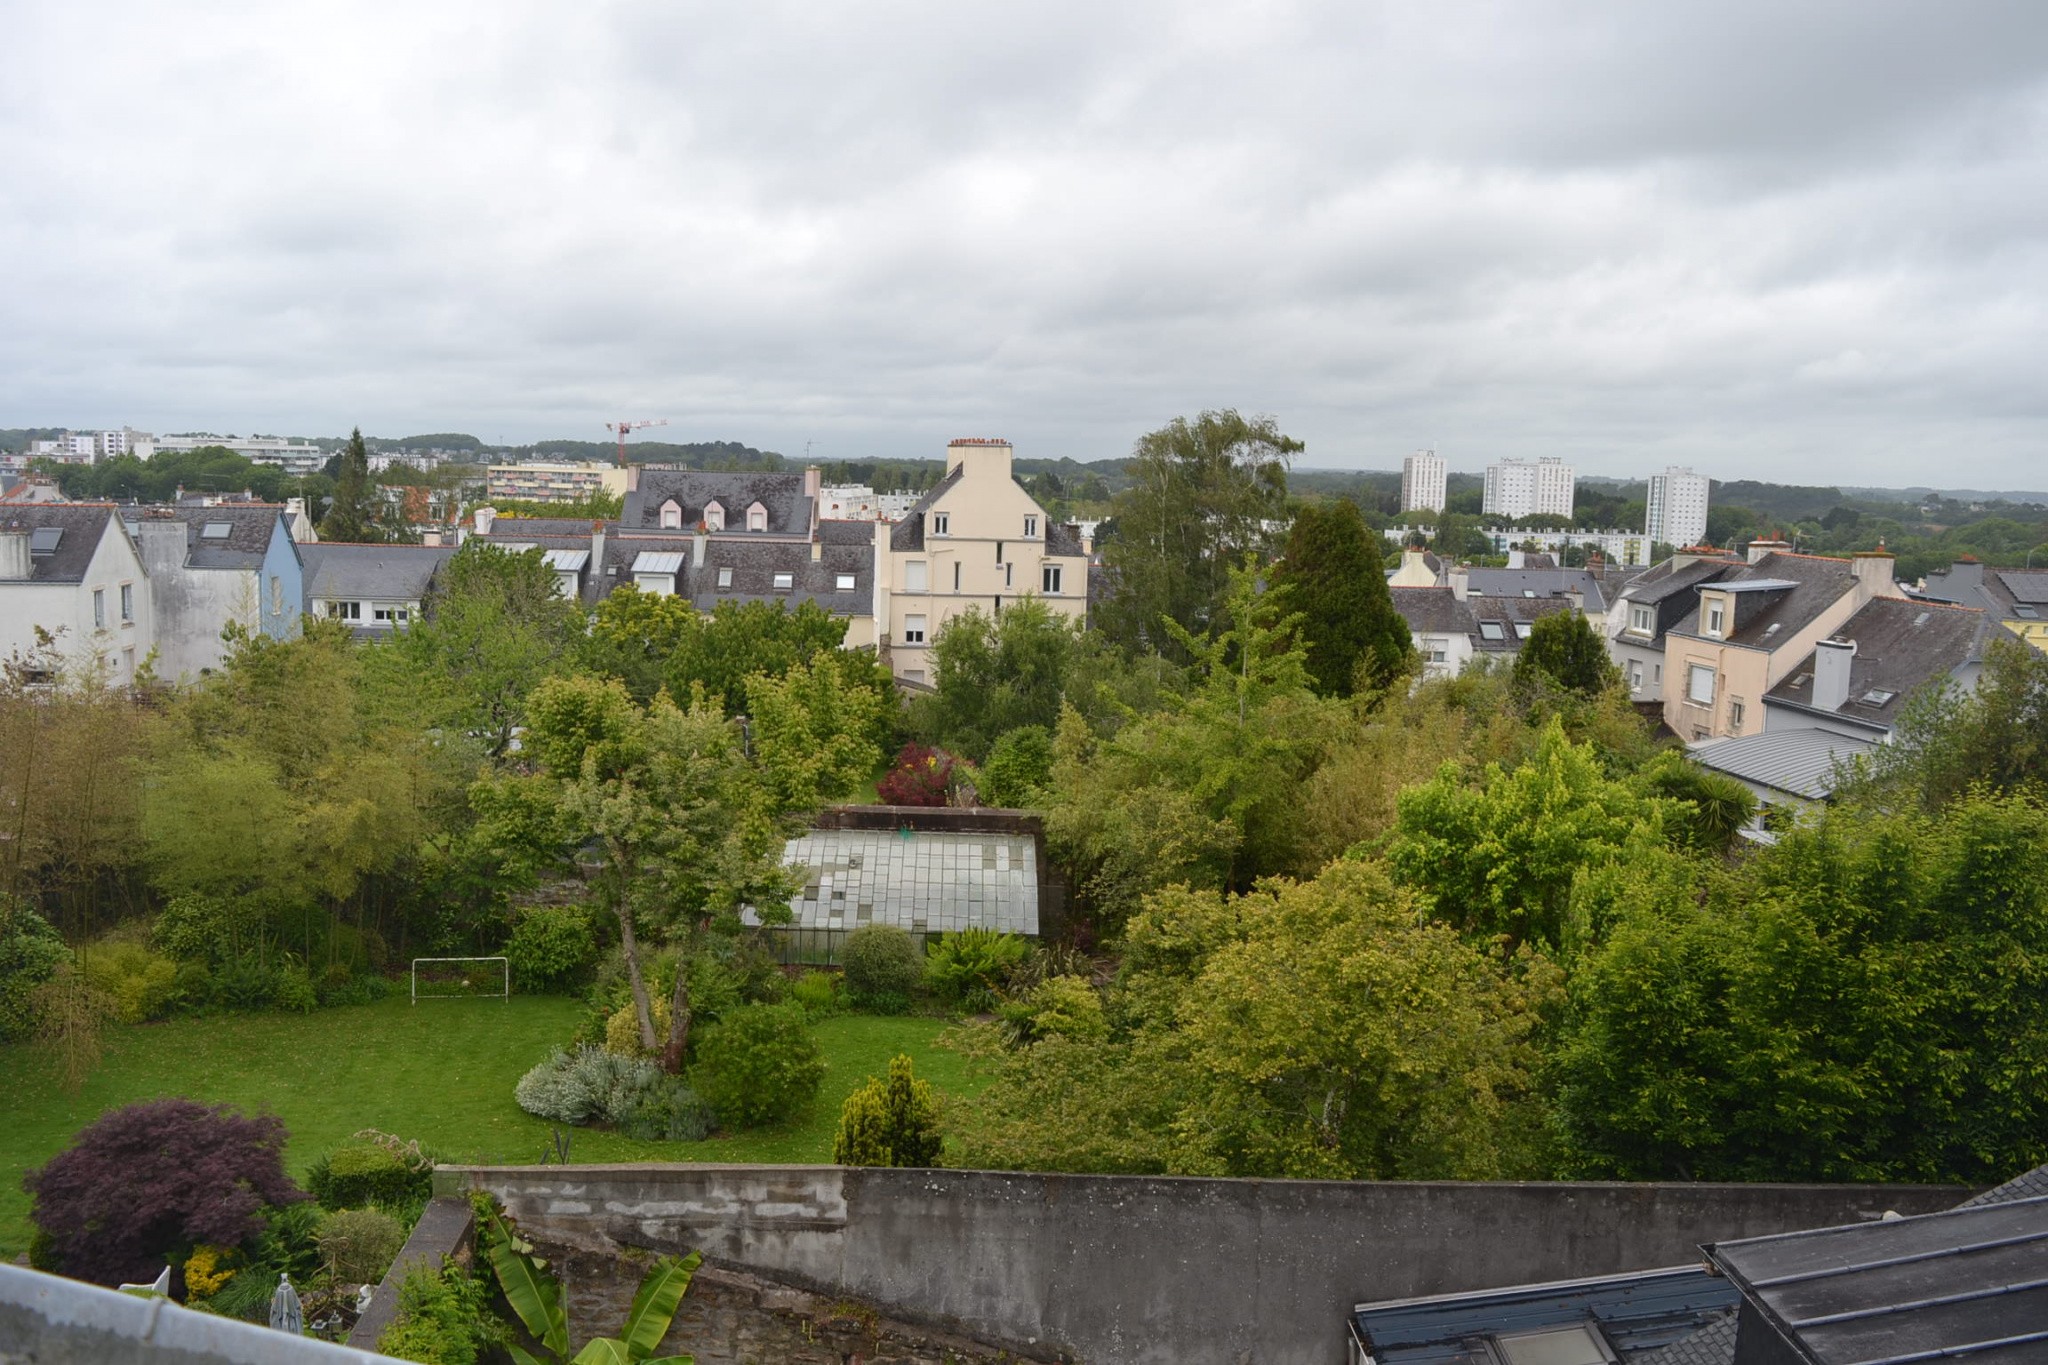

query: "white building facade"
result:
(1400, 450), (1447, 514)
(1482, 457), (1575, 520)
(1645, 466), (1711, 549)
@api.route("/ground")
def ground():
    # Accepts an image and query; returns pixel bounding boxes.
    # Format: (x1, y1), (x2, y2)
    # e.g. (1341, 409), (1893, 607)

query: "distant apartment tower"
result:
(1400, 450), (1447, 514)
(1482, 457), (1574, 520)
(1645, 466), (1711, 549)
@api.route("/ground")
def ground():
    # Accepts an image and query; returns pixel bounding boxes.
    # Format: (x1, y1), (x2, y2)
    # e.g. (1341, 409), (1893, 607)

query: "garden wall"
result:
(442, 1164), (1967, 1365)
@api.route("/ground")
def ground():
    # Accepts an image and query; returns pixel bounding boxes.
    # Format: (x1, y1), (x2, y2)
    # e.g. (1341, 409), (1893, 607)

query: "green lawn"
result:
(0, 997), (976, 1260)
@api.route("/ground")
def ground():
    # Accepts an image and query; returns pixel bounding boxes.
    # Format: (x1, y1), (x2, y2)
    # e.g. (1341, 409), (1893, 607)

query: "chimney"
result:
(946, 438), (1013, 483)
(692, 530), (706, 568)
(1506, 548), (1525, 569)
(804, 464), (822, 500)
(811, 535), (822, 562)
(1854, 547), (1898, 599)
(0, 530), (28, 580)
(1813, 637), (1857, 712)
(422, 529), (442, 547)
(1566, 588), (1584, 614)
(589, 521), (605, 593)
(1747, 537), (1792, 565)
(474, 506), (496, 535)
(1587, 551), (1606, 581)
(1450, 563), (1470, 602)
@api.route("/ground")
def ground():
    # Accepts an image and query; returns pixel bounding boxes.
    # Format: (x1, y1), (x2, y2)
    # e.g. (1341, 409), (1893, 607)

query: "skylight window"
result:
(201, 522), (233, 540)
(28, 527), (62, 554)
(1861, 689), (1897, 706)
(1479, 621), (1506, 641)
(2016, 605), (2040, 619)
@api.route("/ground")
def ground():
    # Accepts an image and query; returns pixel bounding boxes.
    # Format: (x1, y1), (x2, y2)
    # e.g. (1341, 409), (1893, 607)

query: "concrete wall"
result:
(0, 1262), (400, 1364)
(444, 1164), (1966, 1365)
(137, 521), (256, 681)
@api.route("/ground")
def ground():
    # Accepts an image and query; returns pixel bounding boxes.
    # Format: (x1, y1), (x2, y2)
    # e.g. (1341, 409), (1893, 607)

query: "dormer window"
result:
(1628, 604), (1653, 634)
(931, 512), (950, 537)
(1705, 600), (1726, 637)
(704, 501), (725, 531)
(659, 499), (683, 530)
(747, 502), (768, 532)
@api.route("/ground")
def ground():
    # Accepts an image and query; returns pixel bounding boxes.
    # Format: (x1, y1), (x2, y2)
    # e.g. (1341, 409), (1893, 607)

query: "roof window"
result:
(201, 522), (233, 540)
(1478, 621), (1506, 641)
(28, 527), (62, 555)
(772, 571), (794, 590)
(2016, 605), (2040, 619)
(1861, 689), (1898, 706)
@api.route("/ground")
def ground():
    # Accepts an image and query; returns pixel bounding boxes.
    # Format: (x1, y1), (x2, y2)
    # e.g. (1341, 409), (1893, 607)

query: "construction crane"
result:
(604, 417), (668, 467)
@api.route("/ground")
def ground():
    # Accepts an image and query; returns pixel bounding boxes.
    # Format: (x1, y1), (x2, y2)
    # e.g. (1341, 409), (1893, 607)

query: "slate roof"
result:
(1464, 567), (1612, 614)
(622, 470), (812, 535)
(888, 468), (964, 553)
(1764, 597), (1985, 733)
(1959, 1162), (2048, 1209)
(1687, 728), (1873, 800)
(1390, 586), (1475, 635)
(299, 543), (457, 603)
(586, 530), (873, 614)
(1467, 594), (1574, 651)
(485, 515), (600, 538)
(1705, 1194), (2048, 1364)
(1630, 1311), (1738, 1365)
(1045, 520), (1087, 557)
(818, 518), (878, 546)
(1616, 555), (1743, 607)
(1668, 552), (1860, 649)
(0, 504), (122, 583)
(1349, 1266), (1741, 1364)
(124, 505), (286, 570)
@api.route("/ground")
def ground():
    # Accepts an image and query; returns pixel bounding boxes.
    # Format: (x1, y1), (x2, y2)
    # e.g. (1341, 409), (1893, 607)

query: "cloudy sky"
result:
(5, 2), (2047, 485)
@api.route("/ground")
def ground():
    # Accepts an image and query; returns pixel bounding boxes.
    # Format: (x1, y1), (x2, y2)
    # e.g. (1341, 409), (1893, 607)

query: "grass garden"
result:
(0, 993), (977, 1261)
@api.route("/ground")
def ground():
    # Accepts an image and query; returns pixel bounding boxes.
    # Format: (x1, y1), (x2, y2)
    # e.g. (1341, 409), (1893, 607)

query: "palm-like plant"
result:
(479, 1202), (700, 1365)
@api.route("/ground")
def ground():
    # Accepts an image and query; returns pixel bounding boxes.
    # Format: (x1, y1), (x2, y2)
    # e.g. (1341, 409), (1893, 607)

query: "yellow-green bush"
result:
(79, 935), (179, 1024)
(602, 996), (671, 1056)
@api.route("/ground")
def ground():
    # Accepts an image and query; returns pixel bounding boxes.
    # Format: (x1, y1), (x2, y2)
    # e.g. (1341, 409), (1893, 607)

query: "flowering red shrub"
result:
(875, 744), (956, 807)
(23, 1098), (306, 1285)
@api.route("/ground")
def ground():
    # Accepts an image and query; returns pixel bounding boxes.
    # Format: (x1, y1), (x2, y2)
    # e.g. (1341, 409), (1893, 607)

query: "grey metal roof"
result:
(1349, 1266), (1740, 1364)
(1712, 577), (1800, 593)
(299, 543), (456, 603)
(542, 548), (589, 571)
(1705, 1194), (2048, 1365)
(623, 470), (811, 535)
(0, 504), (121, 583)
(1688, 728), (1874, 800)
(632, 550), (686, 574)
(1765, 597), (1985, 733)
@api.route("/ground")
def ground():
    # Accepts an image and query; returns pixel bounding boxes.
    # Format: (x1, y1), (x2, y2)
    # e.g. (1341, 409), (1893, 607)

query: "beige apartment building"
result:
(1662, 546), (1903, 742)
(874, 439), (1090, 685)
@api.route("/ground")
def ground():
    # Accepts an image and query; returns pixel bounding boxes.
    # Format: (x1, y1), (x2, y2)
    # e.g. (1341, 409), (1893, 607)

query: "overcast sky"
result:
(5, 2), (2047, 485)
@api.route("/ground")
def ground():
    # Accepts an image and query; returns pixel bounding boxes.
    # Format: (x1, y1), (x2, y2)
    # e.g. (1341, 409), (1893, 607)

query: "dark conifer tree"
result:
(317, 427), (378, 542)
(1273, 498), (1413, 696)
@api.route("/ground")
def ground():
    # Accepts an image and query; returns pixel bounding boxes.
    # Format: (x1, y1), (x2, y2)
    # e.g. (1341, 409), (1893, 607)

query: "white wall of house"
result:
(133, 522), (260, 681)
(0, 521), (155, 684)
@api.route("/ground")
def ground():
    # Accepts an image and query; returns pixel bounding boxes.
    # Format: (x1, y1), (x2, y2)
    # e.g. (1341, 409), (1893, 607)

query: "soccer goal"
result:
(410, 956), (510, 1004)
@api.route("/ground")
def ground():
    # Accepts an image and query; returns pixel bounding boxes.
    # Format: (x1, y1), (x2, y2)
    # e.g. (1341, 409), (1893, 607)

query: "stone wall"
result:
(344, 1197), (474, 1353)
(443, 1164), (1968, 1365)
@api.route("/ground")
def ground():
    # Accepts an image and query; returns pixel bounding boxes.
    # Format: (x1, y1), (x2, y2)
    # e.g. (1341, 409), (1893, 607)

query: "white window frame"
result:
(1687, 663), (1716, 706)
(1705, 600), (1726, 638)
(93, 588), (106, 629)
(120, 582), (133, 623)
(1629, 604), (1653, 634)
(1729, 698), (1746, 731)
(931, 512), (950, 536)
(1024, 515), (1038, 538)
(717, 566), (733, 588)
(747, 502), (768, 532)
(1042, 563), (1063, 594)
(903, 613), (927, 644)
(835, 572), (856, 591)
(1627, 659), (1643, 690)
(659, 499), (683, 530)
(704, 501), (725, 531)
(772, 571), (795, 590)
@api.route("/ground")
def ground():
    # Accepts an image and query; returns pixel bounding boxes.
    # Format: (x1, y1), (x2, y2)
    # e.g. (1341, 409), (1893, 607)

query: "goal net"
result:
(410, 956), (510, 1003)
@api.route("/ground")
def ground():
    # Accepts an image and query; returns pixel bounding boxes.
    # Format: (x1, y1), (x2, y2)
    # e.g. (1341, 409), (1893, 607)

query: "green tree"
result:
(1272, 499), (1413, 696)
(1836, 637), (2048, 812)
(496, 676), (789, 1072)
(371, 541), (585, 760)
(1096, 410), (1298, 654)
(1512, 611), (1620, 698)
(913, 598), (1083, 760)
(318, 427), (379, 542)
(833, 1054), (944, 1166)
(742, 652), (885, 814)
(1387, 717), (1667, 952)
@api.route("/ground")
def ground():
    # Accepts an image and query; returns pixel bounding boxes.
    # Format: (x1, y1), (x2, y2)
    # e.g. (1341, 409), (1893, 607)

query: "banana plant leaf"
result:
(618, 1251), (702, 1360)
(570, 1340), (632, 1365)
(487, 1230), (570, 1357)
